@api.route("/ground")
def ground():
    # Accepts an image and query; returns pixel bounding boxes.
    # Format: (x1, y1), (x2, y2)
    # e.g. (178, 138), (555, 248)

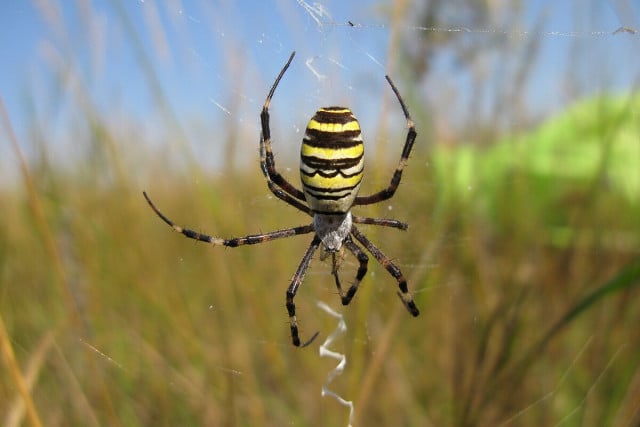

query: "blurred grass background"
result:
(2, 1), (640, 426)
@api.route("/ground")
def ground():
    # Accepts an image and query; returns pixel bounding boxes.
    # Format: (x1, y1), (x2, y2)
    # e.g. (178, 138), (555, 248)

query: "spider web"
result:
(5, 0), (639, 425)
(3, 1), (639, 181)
(149, 3), (638, 423)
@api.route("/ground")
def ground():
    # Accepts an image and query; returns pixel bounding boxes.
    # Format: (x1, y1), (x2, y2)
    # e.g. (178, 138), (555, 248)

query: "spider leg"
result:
(260, 135), (312, 216)
(352, 215), (408, 231)
(354, 75), (417, 205)
(260, 51), (308, 205)
(287, 235), (321, 347)
(143, 191), (314, 246)
(350, 226), (420, 316)
(333, 236), (368, 306)
(330, 252), (343, 298)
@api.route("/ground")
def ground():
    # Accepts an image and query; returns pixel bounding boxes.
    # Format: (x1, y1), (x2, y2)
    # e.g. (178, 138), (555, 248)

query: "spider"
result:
(143, 51), (419, 347)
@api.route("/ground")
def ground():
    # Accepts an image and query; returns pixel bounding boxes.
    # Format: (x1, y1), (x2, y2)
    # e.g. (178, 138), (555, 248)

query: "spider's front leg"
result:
(330, 237), (369, 306)
(286, 236), (321, 347)
(351, 226), (420, 317)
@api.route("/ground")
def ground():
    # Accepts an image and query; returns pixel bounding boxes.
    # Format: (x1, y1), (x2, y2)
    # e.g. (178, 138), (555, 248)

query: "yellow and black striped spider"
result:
(143, 51), (419, 347)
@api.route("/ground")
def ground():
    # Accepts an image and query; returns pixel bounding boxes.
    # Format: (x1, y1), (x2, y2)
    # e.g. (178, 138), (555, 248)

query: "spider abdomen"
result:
(300, 107), (364, 213)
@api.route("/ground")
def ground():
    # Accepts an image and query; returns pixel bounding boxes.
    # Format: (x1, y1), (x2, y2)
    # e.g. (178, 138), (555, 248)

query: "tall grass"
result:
(2, 2), (640, 426)
(2, 92), (639, 425)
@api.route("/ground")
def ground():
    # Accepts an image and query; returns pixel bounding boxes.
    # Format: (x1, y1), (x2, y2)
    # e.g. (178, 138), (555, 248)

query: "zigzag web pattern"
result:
(317, 301), (354, 427)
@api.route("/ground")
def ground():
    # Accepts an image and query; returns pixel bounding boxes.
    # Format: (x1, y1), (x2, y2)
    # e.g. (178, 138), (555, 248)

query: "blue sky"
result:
(1, 0), (639, 184)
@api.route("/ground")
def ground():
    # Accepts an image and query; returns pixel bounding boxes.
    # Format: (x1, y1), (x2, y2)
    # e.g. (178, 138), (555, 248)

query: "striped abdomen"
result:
(300, 107), (364, 213)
